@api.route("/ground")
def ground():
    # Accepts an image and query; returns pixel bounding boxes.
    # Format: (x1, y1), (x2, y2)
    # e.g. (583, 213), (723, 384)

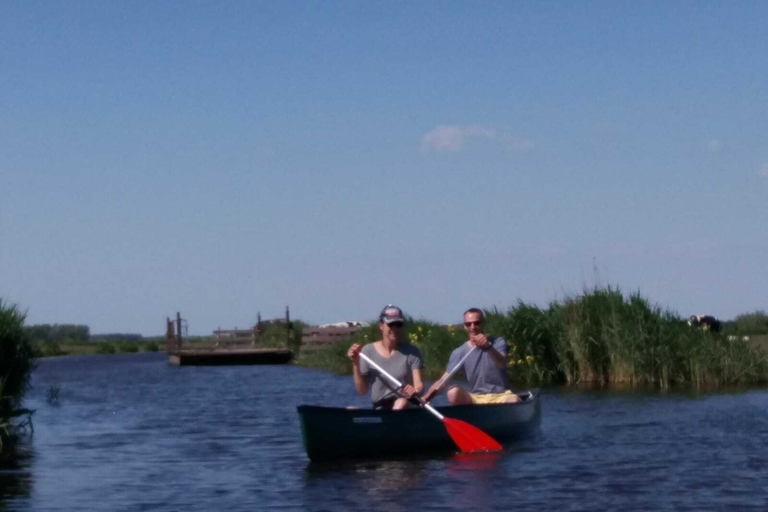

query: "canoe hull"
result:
(297, 390), (541, 462)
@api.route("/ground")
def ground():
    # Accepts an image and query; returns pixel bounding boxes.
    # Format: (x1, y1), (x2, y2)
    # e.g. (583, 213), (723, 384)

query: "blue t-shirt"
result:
(446, 337), (508, 394)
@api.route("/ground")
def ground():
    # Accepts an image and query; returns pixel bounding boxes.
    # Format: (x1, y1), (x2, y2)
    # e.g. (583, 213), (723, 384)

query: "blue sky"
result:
(2, 2), (766, 335)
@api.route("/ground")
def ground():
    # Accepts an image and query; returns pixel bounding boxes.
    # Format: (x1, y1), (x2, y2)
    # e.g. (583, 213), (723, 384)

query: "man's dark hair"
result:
(463, 308), (484, 321)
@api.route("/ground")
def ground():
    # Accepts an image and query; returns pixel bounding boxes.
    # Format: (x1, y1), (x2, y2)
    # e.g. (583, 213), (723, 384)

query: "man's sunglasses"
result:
(464, 321), (482, 327)
(388, 322), (404, 328)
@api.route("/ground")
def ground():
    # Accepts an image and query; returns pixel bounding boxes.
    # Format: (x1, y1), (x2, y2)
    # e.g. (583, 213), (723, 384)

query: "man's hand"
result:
(421, 389), (436, 403)
(472, 334), (491, 350)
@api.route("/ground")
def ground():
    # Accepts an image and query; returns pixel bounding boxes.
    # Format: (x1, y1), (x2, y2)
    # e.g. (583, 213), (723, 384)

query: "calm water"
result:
(2, 352), (768, 511)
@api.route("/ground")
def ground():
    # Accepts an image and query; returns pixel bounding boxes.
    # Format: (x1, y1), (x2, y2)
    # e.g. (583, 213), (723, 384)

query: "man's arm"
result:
(422, 371), (450, 402)
(473, 335), (507, 369)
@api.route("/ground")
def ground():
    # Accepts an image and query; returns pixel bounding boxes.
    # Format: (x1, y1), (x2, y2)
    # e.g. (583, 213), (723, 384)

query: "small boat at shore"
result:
(297, 390), (541, 462)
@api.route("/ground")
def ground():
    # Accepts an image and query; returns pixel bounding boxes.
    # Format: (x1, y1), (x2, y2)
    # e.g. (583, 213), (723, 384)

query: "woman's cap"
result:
(379, 305), (405, 324)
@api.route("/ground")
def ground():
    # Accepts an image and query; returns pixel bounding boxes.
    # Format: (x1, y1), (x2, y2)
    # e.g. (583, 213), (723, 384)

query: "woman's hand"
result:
(347, 343), (362, 365)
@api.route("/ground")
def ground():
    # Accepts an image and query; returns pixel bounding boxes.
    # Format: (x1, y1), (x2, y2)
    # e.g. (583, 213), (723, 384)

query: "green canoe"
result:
(297, 390), (541, 462)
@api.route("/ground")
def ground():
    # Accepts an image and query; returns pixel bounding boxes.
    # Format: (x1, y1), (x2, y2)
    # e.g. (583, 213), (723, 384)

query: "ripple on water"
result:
(4, 354), (768, 511)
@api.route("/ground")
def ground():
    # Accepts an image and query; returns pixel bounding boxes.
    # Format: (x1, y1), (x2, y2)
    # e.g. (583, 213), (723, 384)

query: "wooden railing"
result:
(301, 326), (359, 350)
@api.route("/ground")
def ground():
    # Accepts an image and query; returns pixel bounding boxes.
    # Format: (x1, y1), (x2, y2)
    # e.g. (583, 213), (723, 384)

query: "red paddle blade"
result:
(442, 417), (503, 453)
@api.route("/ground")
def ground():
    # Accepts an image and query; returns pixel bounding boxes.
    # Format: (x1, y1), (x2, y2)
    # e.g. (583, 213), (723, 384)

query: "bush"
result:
(733, 311), (768, 335)
(118, 342), (139, 353)
(142, 341), (159, 352)
(0, 300), (35, 412)
(257, 319), (308, 352)
(34, 341), (66, 358)
(94, 343), (116, 354)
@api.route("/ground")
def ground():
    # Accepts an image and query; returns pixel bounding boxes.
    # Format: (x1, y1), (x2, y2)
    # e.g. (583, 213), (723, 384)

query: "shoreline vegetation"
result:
(1, 300), (35, 452)
(2, 287), (767, 452)
(297, 287), (768, 391)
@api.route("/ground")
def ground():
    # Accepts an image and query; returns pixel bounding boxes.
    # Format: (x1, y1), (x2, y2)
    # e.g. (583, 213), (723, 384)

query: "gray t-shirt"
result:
(446, 337), (508, 394)
(359, 342), (424, 407)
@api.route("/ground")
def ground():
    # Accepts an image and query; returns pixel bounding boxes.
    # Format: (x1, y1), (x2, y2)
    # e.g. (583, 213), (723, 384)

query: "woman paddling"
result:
(347, 305), (424, 410)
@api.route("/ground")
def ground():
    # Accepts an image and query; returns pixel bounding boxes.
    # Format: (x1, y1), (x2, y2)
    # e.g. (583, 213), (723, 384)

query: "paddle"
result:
(430, 346), (477, 399)
(357, 351), (502, 453)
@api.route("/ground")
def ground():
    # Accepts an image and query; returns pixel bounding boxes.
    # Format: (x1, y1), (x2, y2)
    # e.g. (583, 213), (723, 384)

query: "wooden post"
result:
(166, 317), (176, 353)
(176, 312), (182, 345)
(285, 306), (290, 348)
(255, 312), (262, 345)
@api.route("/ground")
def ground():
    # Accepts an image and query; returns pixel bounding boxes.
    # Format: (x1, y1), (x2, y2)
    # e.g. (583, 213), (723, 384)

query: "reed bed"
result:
(490, 286), (768, 389)
(298, 287), (768, 390)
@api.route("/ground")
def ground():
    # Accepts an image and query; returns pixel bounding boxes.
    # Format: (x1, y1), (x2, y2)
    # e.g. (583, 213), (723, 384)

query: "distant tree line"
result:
(91, 333), (144, 342)
(731, 311), (768, 335)
(24, 324), (90, 343)
(24, 324), (148, 344)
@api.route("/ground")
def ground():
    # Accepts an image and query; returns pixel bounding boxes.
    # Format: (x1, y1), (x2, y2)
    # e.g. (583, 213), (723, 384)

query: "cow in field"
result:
(688, 315), (721, 332)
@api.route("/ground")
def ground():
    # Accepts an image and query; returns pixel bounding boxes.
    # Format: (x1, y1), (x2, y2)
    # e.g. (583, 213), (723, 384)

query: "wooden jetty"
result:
(168, 347), (292, 366)
(166, 310), (294, 366)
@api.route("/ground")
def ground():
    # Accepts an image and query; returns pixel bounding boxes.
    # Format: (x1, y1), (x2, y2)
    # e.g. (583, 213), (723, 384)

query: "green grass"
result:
(32, 339), (162, 357)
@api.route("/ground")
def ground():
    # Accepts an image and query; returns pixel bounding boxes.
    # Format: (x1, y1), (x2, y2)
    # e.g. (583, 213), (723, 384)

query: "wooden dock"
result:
(168, 347), (292, 366)
(165, 310), (295, 366)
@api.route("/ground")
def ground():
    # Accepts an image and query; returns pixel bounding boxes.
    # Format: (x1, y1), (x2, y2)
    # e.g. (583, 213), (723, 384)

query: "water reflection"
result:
(447, 451), (503, 472)
(303, 456), (432, 511)
(0, 441), (34, 509)
(305, 456), (431, 492)
(7, 353), (768, 511)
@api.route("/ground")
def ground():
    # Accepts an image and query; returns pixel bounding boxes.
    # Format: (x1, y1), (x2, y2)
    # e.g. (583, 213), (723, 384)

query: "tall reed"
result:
(493, 286), (768, 389)
(297, 287), (768, 390)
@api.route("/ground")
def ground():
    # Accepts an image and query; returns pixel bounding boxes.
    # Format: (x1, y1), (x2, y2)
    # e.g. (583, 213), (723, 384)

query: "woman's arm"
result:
(347, 343), (369, 396)
(411, 367), (424, 395)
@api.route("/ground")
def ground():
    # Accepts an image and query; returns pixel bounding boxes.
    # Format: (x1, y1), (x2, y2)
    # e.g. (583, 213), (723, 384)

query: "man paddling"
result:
(423, 308), (519, 405)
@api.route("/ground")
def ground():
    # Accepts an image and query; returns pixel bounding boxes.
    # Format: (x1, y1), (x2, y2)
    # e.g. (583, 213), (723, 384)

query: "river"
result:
(1, 352), (767, 511)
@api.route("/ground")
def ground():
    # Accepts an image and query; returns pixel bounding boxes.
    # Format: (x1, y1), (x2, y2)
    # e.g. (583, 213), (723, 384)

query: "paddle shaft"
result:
(433, 346), (477, 393)
(357, 352), (445, 420)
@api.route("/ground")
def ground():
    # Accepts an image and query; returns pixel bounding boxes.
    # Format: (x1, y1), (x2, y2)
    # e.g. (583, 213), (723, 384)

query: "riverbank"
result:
(296, 287), (768, 390)
(32, 340), (163, 357)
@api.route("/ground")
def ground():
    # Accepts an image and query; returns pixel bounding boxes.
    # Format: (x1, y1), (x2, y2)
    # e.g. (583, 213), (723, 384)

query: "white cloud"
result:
(759, 163), (768, 177)
(421, 124), (532, 152)
(706, 139), (723, 153)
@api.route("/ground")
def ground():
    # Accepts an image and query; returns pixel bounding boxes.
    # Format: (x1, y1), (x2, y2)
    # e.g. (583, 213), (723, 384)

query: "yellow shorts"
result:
(469, 390), (518, 404)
